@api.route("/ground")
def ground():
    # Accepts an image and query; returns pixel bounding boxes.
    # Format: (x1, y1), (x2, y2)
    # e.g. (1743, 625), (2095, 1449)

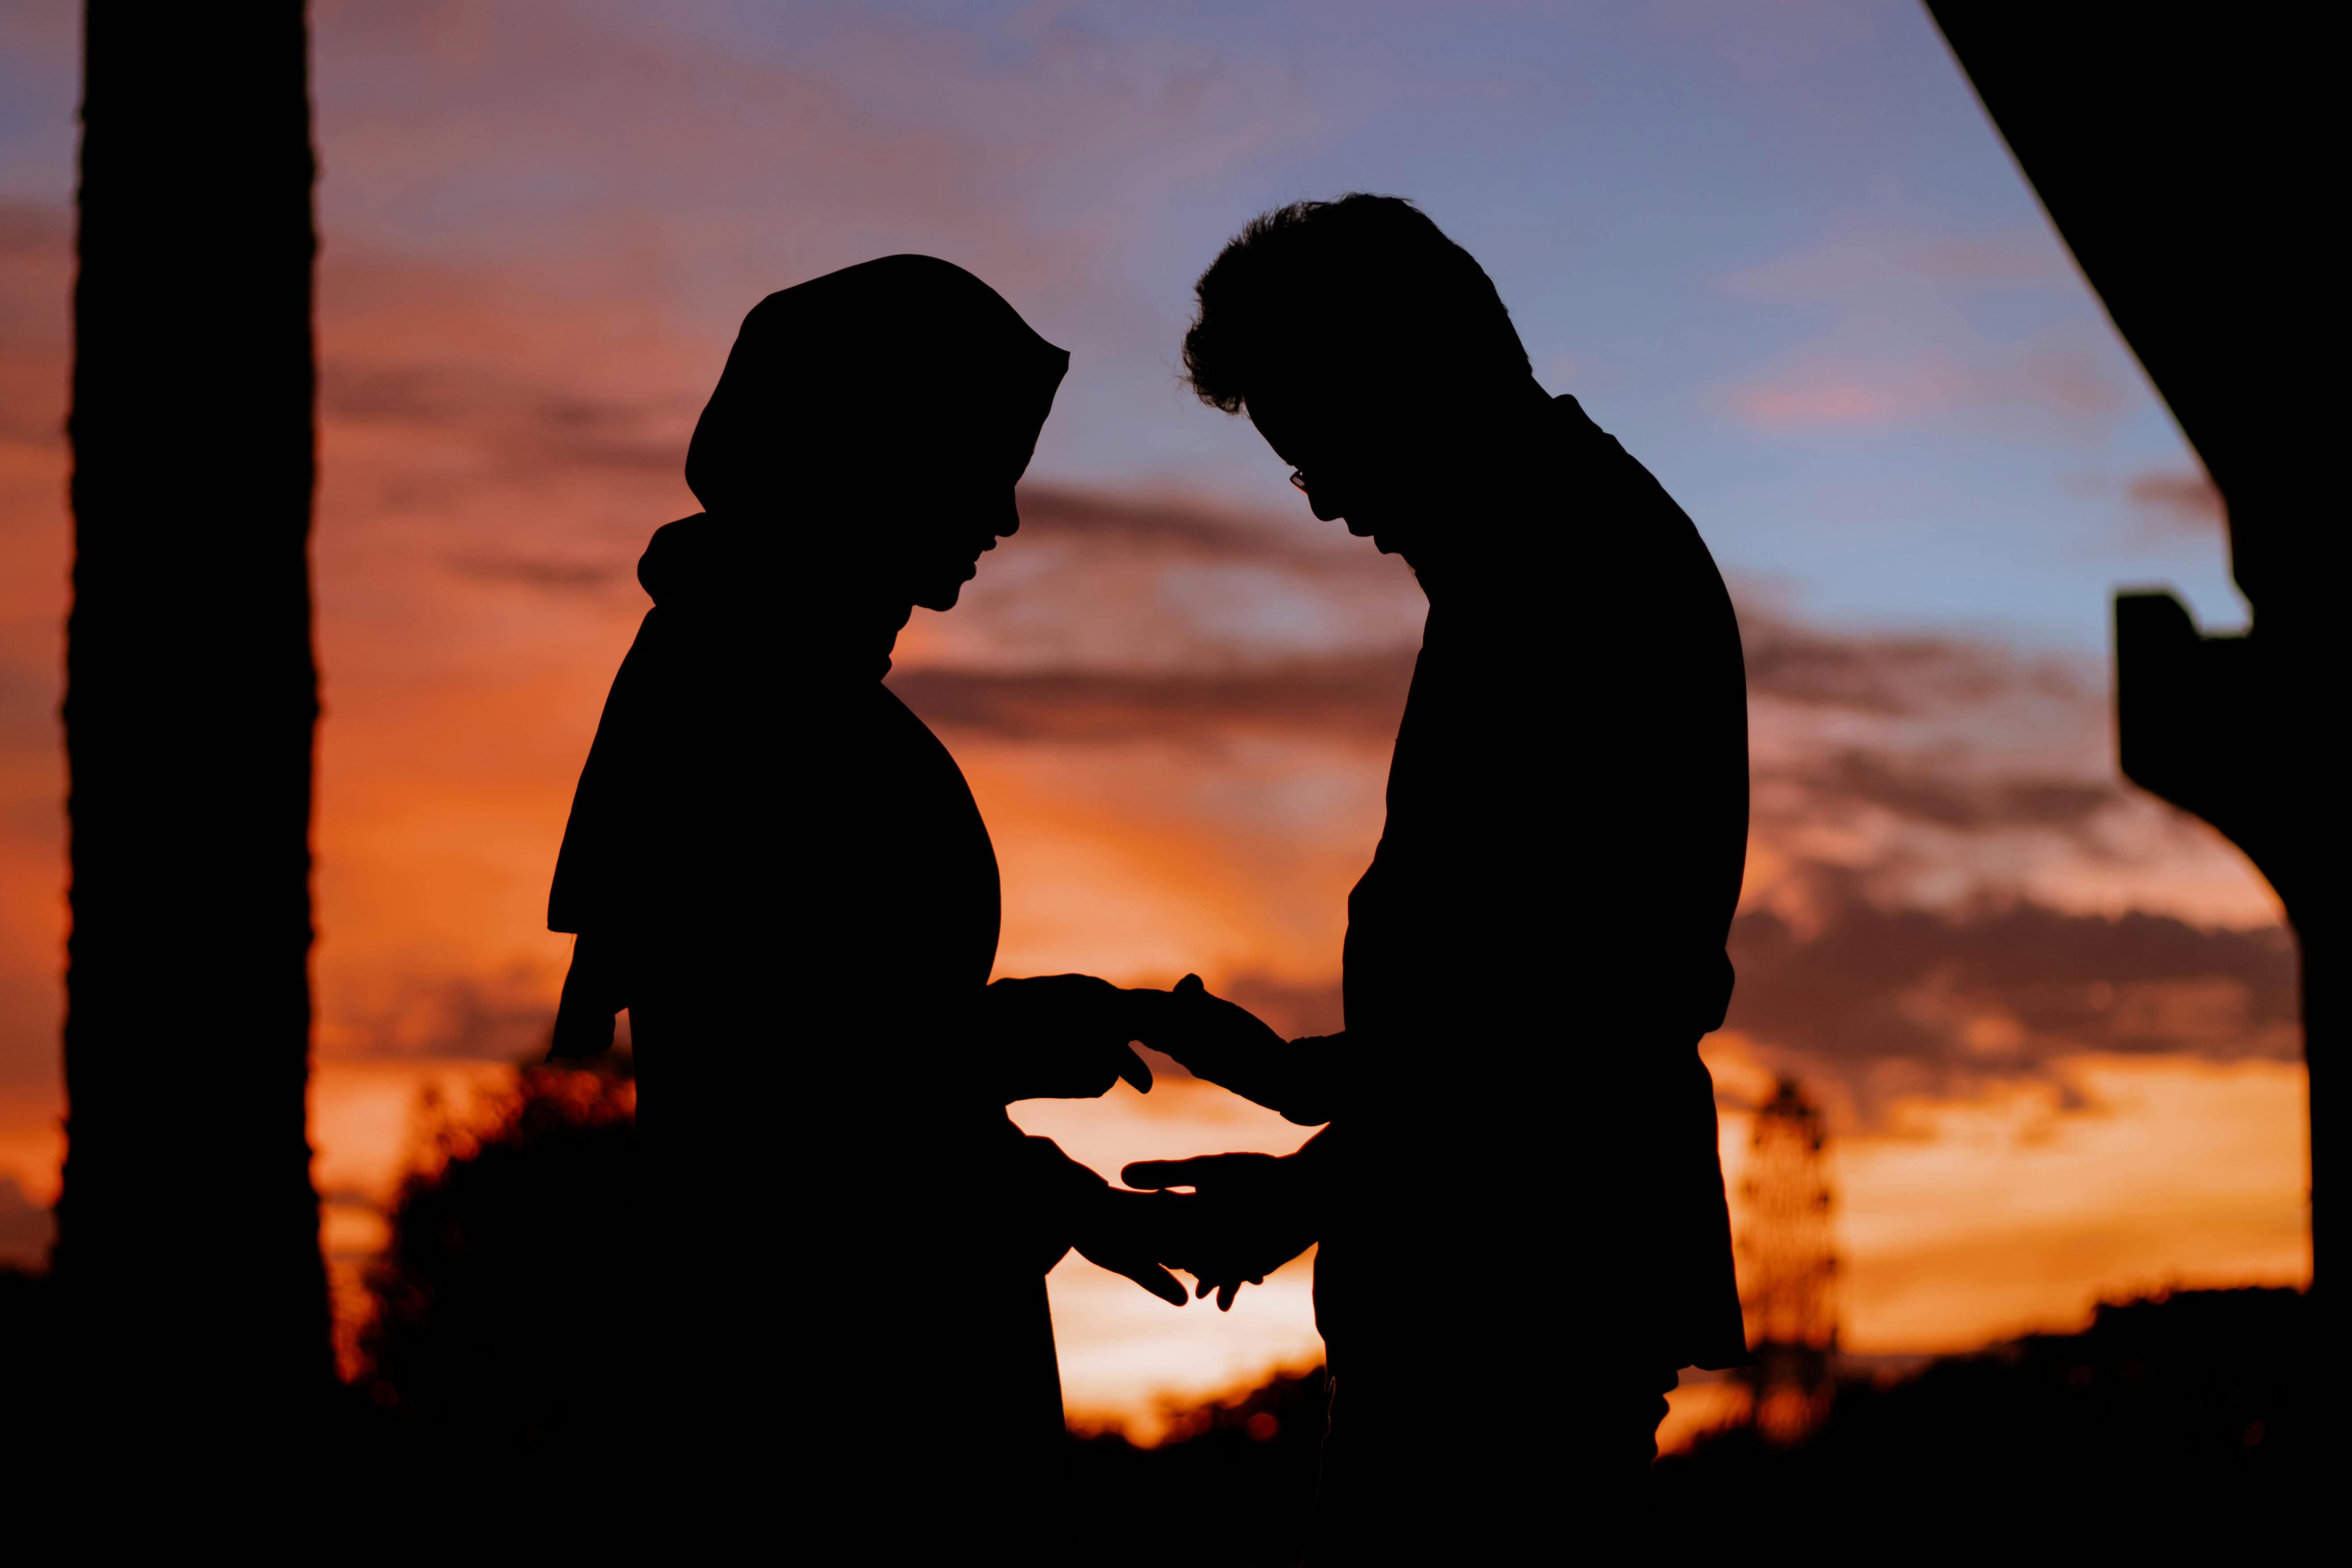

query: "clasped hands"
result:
(981, 972), (1320, 1310)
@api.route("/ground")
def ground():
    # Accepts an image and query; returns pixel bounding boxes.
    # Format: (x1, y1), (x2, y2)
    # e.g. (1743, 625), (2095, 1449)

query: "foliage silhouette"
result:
(358, 1061), (640, 1464)
(1068, 1366), (1330, 1568)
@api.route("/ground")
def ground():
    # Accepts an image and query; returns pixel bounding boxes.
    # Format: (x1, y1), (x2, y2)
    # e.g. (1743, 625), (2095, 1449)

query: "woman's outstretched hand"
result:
(1121, 1150), (1320, 1311)
(1072, 1188), (1190, 1306)
(980, 974), (1155, 1102)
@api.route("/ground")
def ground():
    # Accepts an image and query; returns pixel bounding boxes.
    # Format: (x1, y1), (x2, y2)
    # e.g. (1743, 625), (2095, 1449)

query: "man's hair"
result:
(1182, 194), (1532, 414)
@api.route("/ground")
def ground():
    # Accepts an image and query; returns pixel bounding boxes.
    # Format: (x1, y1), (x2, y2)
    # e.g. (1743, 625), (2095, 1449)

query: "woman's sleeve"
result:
(994, 1118), (1109, 1275)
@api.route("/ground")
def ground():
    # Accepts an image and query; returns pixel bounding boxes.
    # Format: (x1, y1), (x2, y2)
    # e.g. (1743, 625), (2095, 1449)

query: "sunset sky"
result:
(0, 1), (2306, 1434)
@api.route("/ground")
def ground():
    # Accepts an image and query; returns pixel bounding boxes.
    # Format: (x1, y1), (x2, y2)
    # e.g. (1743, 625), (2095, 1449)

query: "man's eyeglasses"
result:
(1288, 469), (1310, 494)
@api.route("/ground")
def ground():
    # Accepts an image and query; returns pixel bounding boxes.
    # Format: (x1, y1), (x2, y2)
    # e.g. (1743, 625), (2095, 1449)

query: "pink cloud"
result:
(1727, 346), (2124, 432)
(1722, 226), (2129, 435)
(2127, 471), (2224, 537)
(1731, 377), (1902, 427)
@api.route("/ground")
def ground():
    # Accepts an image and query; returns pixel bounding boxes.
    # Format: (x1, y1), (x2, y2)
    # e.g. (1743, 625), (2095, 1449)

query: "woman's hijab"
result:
(684, 254), (1070, 522)
(547, 257), (1064, 947)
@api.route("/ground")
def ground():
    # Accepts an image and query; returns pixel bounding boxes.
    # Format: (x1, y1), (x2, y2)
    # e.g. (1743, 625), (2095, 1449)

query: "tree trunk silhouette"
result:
(59, 2), (329, 1433)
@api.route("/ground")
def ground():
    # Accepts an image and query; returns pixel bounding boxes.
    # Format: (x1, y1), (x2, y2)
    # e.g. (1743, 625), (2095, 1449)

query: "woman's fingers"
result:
(1122, 1258), (1188, 1306)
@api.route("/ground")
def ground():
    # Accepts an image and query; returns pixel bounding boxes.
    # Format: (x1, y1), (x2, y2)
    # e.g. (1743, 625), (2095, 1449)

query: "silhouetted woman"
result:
(544, 257), (1179, 1543)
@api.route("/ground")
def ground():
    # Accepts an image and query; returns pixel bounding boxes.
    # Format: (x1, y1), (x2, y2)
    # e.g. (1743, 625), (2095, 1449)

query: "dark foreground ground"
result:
(1066, 1285), (2322, 1564)
(0, 1069), (2322, 1556)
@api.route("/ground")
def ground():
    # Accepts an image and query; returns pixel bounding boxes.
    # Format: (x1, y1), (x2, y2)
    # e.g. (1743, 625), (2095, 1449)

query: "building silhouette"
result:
(1928, 8), (2343, 1343)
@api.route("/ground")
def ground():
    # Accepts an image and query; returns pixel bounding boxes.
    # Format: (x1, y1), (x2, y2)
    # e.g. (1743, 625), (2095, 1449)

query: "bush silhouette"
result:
(359, 1061), (639, 1464)
(1657, 1286), (2317, 1544)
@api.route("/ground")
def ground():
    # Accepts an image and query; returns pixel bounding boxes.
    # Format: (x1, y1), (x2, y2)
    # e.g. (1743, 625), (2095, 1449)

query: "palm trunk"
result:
(59, 2), (329, 1431)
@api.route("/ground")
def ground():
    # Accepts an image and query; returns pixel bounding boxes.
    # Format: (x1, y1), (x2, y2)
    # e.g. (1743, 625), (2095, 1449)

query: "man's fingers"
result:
(1216, 1280), (1241, 1311)
(1121, 1159), (1194, 1190)
(1121, 1153), (1252, 1189)
(1115, 1046), (1152, 1095)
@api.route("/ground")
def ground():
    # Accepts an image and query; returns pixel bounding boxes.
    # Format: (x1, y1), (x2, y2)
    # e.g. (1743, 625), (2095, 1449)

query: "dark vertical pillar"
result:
(2115, 594), (2339, 1292)
(59, 2), (329, 1431)
(1930, 8), (2344, 1327)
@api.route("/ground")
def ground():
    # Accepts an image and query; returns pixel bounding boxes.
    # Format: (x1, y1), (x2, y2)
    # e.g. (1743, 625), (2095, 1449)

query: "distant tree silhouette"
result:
(58, 0), (330, 1446)
(358, 1063), (639, 1465)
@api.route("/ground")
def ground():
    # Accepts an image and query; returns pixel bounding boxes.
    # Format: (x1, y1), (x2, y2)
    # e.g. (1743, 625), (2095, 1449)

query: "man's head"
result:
(1182, 195), (1541, 560)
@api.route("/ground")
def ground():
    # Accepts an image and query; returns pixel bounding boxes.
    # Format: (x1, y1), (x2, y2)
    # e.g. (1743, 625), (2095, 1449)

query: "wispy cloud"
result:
(0, 1170), (50, 1268)
(1726, 861), (2297, 1119)
(1720, 228), (2131, 436)
(1728, 345), (2125, 431)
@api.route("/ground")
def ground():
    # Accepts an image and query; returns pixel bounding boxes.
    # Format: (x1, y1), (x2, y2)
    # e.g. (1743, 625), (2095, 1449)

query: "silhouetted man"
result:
(544, 257), (1186, 1547)
(1126, 196), (1751, 1559)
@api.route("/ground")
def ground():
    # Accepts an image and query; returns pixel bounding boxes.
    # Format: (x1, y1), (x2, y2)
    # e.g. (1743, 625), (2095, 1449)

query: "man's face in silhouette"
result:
(1242, 375), (1447, 564)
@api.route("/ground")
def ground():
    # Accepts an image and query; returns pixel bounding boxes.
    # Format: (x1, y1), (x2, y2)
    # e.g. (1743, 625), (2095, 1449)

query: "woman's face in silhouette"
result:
(890, 474), (1023, 613)
(809, 388), (1051, 617)
(865, 422), (1040, 613)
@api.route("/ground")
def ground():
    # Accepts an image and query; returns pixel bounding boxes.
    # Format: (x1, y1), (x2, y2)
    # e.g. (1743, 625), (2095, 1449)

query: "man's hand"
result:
(1071, 1187), (1189, 1306)
(1126, 974), (1286, 1094)
(980, 974), (1155, 1102)
(1121, 1150), (1320, 1310)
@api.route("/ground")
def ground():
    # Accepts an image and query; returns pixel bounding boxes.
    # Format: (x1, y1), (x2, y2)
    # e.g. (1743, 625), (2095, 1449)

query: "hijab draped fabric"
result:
(683, 253), (1070, 522)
